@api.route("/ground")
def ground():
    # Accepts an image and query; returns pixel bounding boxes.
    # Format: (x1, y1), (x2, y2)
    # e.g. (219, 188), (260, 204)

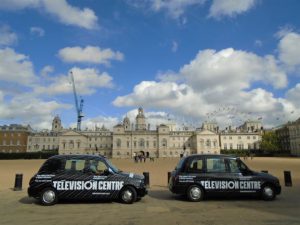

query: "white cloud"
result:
(181, 48), (287, 91)
(254, 39), (262, 47)
(113, 47), (299, 128)
(171, 40), (178, 52)
(113, 81), (209, 118)
(30, 26), (45, 37)
(40, 65), (54, 77)
(278, 31), (300, 68)
(126, 0), (206, 19)
(209, 0), (257, 18)
(286, 83), (300, 107)
(0, 90), (71, 130)
(0, 25), (18, 46)
(0, 0), (98, 29)
(58, 46), (124, 65)
(35, 67), (113, 95)
(0, 48), (36, 85)
(74, 115), (119, 131)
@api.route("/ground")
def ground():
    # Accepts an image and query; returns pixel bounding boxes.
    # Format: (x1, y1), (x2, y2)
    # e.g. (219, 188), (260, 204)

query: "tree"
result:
(260, 131), (280, 152)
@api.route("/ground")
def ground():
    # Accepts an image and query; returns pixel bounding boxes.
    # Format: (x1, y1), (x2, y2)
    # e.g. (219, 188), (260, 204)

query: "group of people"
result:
(133, 152), (155, 163)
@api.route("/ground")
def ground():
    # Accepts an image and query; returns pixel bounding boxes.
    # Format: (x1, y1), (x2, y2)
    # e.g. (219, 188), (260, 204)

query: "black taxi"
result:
(169, 154), (281, 201)
(28, 155), (147, 205)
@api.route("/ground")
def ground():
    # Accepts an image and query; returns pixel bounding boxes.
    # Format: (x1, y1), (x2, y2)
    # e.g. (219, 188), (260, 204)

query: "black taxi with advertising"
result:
(28, 155), (147, 205)
(169, 154), (281, 201)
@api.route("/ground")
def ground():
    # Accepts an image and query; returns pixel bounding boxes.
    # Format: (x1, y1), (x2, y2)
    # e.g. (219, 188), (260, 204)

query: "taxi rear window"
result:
(187, 158), (204, 173)
(65, 159), (85, 171)
(206, 158), (226, 173)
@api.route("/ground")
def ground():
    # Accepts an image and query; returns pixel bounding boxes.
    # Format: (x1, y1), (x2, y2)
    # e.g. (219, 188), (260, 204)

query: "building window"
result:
(230, 144), (233, 149)
(247, 136), (250, 140)
(139, 139), (145, 148)
(224, 143), (227, 150)
(134, 141), (137, 148)
(238, 136), (241, 139)
(127, 141), (130, 148)
(69, 141), (74, 149)
(153, 141), (156, 147)
(253, 136), (256, 139)
(229, 136), (232, 140)
(116, 139), (121, 147)
(162, 139), (167, 148)
(206, 140), (211, 147)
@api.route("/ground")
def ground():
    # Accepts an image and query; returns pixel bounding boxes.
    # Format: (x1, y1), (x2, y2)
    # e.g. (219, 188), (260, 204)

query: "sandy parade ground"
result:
(0, 157), (300, 225)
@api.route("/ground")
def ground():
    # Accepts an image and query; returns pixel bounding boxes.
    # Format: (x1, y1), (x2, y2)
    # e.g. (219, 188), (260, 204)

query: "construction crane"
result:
(70, 71), (84, 131)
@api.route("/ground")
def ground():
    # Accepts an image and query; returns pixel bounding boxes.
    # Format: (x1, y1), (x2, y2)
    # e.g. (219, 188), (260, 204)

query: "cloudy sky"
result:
(0, 0), (300, 130)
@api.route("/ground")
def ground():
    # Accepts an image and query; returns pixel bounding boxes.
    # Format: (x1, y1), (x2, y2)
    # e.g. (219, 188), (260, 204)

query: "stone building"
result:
(275, 124), (291, 153)
(27, 116), (63, 152)
(58, 128), (113, 157)
(220, 132), (261, 151)
(0, 124), (32, 153)
(287, 118), (300, 156)
(112, 108), (220, 158)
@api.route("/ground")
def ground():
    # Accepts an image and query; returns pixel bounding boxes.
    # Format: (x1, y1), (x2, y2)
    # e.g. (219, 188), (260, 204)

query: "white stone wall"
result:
(289, 122), (300, 156)
(220, 133), (261, 150)
(27, 133), (60, 152)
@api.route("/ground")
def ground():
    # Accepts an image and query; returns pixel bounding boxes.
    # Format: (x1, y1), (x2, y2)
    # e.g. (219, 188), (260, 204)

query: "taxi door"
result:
(203, 157), (237, 196)
(87, 159), (119, 200)
(54, 157), (91, 200)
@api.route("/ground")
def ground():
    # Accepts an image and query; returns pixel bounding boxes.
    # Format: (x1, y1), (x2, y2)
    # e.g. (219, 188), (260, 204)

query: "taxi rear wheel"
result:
(120, 186), (137, 204)
(40, 187), (58, 206)
(261, 185), (275, 201)
(187, 185), (204, 202)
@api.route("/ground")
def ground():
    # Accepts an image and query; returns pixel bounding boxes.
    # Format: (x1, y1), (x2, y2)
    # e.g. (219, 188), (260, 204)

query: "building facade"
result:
(0, 124), (32, 153)
(58, 129), (113, 157)
(287, 118), (300, 156)
(220, 132), (261, 151)
(27, 116), (62, 152)
(106, 109), (220, 158)
(275, 124), (291, 153)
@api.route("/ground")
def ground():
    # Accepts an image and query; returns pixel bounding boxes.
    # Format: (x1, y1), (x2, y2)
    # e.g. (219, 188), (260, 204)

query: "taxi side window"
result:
(39, 158), (63, 174)
(206, 158), (226, 173)
(65, 159), (85, 172)
(228, 159), (240, 173)
(187, 158), (204, 173)
(88, 160), (108, 175)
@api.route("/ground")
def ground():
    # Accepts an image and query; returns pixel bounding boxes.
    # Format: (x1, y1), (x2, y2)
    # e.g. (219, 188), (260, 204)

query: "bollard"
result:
(143, 172), (150, 187)
(167, 172), (171, 184)
(261, 170), (268, 173)
(14, 173), (23, 191)
(284, 171), (292, 187)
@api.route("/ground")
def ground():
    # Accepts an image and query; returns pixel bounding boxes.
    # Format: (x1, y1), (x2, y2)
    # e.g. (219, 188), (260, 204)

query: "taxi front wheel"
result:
(40, 187), (58, 206)
(187, 185), (204, 202)
(120, 186), (137, 204)
(261, 185), (275, 201)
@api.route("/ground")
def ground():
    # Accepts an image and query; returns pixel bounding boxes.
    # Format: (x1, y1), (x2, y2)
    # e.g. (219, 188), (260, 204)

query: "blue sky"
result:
(0, 0), (300, 130)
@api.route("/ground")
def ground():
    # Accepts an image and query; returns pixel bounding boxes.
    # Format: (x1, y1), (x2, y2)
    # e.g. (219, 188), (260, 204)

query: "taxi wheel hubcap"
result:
(190, 187), (201, 200)
(122, 190), (133, 202)
(263, 187), (274, 197)
(43, 190), (56, 204)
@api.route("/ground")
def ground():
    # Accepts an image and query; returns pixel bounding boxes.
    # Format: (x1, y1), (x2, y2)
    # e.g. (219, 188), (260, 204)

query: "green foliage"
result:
(0, 151), (58, 160)
(260, 131), (280, 152)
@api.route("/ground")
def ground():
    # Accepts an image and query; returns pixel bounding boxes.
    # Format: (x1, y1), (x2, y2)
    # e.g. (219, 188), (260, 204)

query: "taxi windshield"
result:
(105, 159), (119, 173)
(237, 159), (249, 171)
